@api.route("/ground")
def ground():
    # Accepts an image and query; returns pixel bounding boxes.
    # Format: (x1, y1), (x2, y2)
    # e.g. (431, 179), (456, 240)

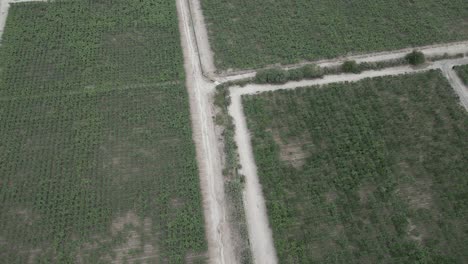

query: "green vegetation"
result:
(342, 60), (361, 74)
(455, 65), (468, 85)
(248, 52), (462, 87)
(201, 0), (468, 70)
(254, 65), (324, 84)
(255, 68), (289, 84)
(0, 1), (207, 263)
(406, 51), (426, 65)
(243, 71), (468, 263)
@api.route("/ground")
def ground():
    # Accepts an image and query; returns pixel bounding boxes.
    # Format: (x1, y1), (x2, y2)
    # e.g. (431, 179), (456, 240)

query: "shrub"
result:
(302, 64), (324, 79)
(342, 60), (361, 73)
(255, 68), (289, 84)
(287, 68), (305, 81)
(405, 50), (425, 65)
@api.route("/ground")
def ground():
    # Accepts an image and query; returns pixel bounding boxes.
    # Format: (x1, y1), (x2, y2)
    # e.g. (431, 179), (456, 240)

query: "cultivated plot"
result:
(242, 71), (468, 263)
(201, 0), (468, 70)
(455, 65), (468, 85)
(0, 0), (207, 263)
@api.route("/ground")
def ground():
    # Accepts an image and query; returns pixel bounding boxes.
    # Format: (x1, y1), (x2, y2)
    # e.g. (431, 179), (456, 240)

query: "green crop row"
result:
(0, 1), (207, 263)
(201, 0), (468, 70)
(455, 65), (468, 85)
(242, 70), (468, 263)
(0, 0), (184, 97)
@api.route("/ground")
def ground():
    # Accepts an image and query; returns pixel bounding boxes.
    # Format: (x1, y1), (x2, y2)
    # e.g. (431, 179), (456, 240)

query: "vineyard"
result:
(242, 71), (468, 263)
(455, 65), (468, 85)
(0, 0), (207, 263)
(201, 0), (468, 70)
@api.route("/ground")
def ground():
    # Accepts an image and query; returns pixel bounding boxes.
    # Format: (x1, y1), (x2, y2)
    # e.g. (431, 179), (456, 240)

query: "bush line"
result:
(238, 51), (465, 85)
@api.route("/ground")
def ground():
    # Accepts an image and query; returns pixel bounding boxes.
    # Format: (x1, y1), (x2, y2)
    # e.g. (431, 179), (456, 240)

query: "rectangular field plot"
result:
(455, 65), (468, 85)
(201, 0), (468, 70)
(0, 1), (207, 263)
(242, 71), (468, 263)
(0, 0), (184, 97)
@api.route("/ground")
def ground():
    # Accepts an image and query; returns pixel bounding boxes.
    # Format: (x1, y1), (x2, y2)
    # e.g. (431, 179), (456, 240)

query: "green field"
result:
(0, 1), (207, 263)
(201, 0), (468, 70)
(455, 65), (468, 85)
(243, 71), (468, 263)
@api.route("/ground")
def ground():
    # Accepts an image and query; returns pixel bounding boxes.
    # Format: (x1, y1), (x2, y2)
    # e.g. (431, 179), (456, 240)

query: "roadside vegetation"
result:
(213, 87), (253, 264)
(201, 0), (468, 70)
(242, 71), (468, 263)
(454, 65), (468, 85)
(250, 52), (463, 85)
(0, 0), (207, 263)
(405, 51), (426, 66)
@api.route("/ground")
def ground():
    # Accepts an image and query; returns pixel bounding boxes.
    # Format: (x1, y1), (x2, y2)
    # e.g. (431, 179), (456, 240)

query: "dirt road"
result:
(188, 0), (216, 77)
(176, 0), (236, 263)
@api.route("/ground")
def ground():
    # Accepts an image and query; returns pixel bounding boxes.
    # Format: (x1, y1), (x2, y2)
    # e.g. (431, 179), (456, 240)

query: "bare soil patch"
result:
(398, 179), (433, 210)
(271, 130), (311, 169)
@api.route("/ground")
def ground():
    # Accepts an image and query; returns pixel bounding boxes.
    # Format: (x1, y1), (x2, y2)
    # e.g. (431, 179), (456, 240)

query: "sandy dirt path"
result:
(228, 57), (468, 264)
(214, 41), (468, 83)
(228, 94), (279, 264)
(176, 0), (236, 263)
(188, 0), (216, 77)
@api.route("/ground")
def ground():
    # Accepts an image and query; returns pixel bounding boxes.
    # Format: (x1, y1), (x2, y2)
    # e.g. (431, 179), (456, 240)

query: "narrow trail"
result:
(176, 0), (236, 263)
(228, 95), (279, 264)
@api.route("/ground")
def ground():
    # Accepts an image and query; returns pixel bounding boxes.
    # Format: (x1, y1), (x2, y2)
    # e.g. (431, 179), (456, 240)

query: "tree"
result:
(405, 50), (425, 65)
(255, 68), (289, 84)
(342, 60), (361, 73)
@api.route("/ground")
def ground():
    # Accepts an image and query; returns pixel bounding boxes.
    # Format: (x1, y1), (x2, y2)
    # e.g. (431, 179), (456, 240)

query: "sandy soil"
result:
(189, 0), (216, 77)
(214, 41), (468, 83)
(176, 0), (236, 263)
(228, 93), (279, 264)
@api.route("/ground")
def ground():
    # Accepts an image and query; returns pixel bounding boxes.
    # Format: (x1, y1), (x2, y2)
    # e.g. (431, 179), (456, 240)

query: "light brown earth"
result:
(176, 0), (237, 263)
